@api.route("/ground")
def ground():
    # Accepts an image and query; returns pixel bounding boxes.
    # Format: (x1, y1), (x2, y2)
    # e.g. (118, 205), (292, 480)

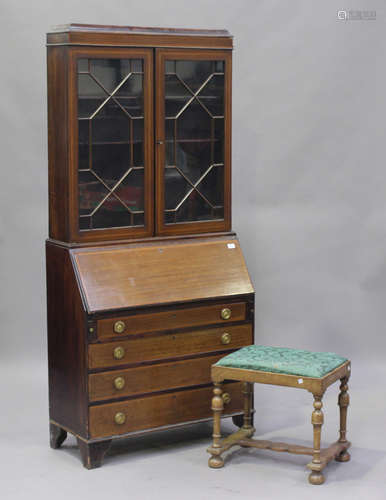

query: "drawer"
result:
(89, 382), (243, 438)
(97, 302), (246, 340)
(88, 323), (252, 370)
(89, 354), (225, 402)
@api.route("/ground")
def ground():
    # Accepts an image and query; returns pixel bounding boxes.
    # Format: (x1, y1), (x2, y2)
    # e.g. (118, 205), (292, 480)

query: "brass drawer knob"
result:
(114, 412), (126, 425)
(221, 308), (231, 320)
(222, 393), (231, 405)
(221, 332), (232, 345)
(113, 346), (125, 360)
(114, 320), (126, 334)
(114, 376), (125, 390)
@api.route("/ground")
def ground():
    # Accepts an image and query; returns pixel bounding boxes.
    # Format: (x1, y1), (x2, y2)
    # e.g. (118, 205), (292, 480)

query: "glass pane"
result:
(77, 57), (146, 231)
(177, 101), (211, 140)
(90, 59), (131, 93)
(78, 73), (107, 98)
(165, 119), (175, 140)
(165, 121), (175, 167)
(165, 75), (190, 118)
(198, 166), (224, 207)
(114, 169), (144, 212)
(79, 216), (91, 230)
(165, 60), (175, 74)
(77, 74), (107, 118)
(164, 168), (191, 211)
(133, 213), (144, 226)
(133, 119), (144, 166)
(91, 99), (130, 143)
(78, 120), (89, 170)
(92, 196), (133, 229)
(214, 118), (224, 164)
(78, 59), (89, 73)
(78, 119), (89, 145)
(198, 74), (224, 116)
(171, 190), (216, 223)
(175, 60), (214, 91)
(116, 74), (144, 117)
(131, 59), (143, 73)
(78, 171), (109, 215)
(215, 60), (224, 73)
(165, 141), (174, 167)
(164, 59), (225, 225)
(91, 143), (130, 188)
(176, 141), (211, 184)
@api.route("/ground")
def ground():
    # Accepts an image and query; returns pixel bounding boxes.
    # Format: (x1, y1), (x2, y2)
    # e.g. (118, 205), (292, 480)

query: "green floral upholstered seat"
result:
(215, 345), (347, 378)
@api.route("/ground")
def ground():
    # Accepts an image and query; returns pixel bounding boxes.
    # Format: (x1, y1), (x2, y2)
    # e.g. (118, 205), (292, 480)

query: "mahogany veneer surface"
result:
(89, 354), (225, 402)
(72, 238), (253, 313)
(48, 24), (232, 36)
(97, 302), (246, 340)
(89, 383), (243, 438)
(46, 24), (233, 49)
(88, 323), (253, 370)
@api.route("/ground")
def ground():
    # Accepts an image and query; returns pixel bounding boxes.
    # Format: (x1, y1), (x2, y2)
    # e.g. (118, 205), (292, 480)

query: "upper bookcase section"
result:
(47, 24), (233, 244)
(46, 24), (233, 50)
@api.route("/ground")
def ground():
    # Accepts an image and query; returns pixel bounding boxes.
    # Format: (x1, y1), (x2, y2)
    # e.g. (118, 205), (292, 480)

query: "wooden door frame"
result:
(67, 47), (154, 243)
(155, 48), (232, 236)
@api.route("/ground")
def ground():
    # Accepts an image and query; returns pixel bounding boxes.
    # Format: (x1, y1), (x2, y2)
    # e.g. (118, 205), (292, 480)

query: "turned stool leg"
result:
(239, 382), (255, 448)
(308, 394), (325, 485)
(336, 376), (350, 462)
(232, 383), (254, 429)
(208, 382), (225, 468)
(242, 382), (254, 431)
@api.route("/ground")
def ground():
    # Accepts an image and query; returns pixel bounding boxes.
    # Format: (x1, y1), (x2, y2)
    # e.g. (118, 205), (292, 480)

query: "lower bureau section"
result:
(89, 382), (243, 439)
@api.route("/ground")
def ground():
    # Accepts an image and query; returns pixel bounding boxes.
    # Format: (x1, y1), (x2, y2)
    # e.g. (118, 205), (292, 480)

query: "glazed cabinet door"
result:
(155, 49), (232, 235)
(69, 48), (153, 242)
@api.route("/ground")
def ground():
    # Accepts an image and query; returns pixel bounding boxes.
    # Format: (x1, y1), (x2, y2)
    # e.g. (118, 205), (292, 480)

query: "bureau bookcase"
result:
(46, 24), (254, 468)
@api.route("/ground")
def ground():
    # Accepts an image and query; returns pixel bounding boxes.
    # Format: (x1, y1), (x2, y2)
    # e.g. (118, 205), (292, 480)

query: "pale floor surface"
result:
(0, 360), (385, 500)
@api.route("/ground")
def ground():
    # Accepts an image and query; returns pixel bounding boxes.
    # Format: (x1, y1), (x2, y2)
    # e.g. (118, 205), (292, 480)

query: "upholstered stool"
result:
(207, 346), (351, 485)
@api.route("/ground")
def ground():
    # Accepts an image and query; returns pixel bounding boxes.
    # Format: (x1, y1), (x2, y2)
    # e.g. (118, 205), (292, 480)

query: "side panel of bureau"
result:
(89, 383), (243, 438)
(88, 323), (253, 370)
(46, 242), (88, 437)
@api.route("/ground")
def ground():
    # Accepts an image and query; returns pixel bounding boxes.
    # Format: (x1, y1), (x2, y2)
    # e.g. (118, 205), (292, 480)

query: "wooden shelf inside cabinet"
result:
(46, 24), (254, 469)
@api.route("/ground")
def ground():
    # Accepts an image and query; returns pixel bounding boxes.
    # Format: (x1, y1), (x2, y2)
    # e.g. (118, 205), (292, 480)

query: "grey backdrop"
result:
(1, 1), (385, 498)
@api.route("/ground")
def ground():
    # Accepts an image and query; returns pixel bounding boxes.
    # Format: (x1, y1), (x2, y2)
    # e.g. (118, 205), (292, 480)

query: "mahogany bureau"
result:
(46, 24), (255, 468)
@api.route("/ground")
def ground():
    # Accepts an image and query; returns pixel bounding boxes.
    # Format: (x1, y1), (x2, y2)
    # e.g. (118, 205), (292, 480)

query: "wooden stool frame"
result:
(207, 360), (351, 485)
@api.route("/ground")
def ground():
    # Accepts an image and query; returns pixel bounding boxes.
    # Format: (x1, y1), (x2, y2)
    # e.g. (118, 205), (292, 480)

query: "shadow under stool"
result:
(207, 345), (351, 485)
